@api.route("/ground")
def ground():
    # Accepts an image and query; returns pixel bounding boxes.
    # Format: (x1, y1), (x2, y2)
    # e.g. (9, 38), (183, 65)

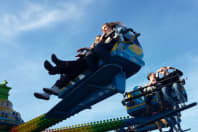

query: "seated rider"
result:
(143, 73), (167, 132)
(145, 72), (165, 114)
(139, 72), (165, 116)
(42, 22), (120, 76)
(34, 35), (101, 100)
(35, 22), (141, 100)
(34, 22), (124, 100)
(85, 22), (121, 71)
(156, 66), (186, 107)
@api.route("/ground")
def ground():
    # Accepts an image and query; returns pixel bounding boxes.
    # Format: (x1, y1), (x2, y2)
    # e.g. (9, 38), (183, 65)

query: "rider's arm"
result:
(143, 83), (152, 92)
(76, 47), (91, 58)
(167, 66), (176, 71)
(77, 47), (91, 52)
(156, 69), (161, 78)
(167, 66), (183, 76)
(90, 43), (95, 49)
(99, 33), (106, 42)
(138, 86), (144, 93)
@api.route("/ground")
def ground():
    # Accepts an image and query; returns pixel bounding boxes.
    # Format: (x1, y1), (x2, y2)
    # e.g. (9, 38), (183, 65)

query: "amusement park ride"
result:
(0, 25), (196, 132)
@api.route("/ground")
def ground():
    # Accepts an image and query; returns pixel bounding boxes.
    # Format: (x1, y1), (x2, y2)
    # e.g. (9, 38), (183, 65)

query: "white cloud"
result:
(0, 0), (93, 41)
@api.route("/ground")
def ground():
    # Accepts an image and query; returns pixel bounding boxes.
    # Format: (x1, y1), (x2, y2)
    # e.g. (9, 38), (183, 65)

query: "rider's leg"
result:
(94, 44), (111, 64)
(44, 58), (87, 75)
(85, 51), (99, 72)
(65, 58), (88, 75)
(175, 114), (183, 132)
(166, 117), (179, 132)
(155, 121), (163, 132)
(44, 60), (64, 75)
(43, 74), (74, 95)
(172, 83), (186, 105)
(43, 85), (59, 96)
(161, 86), (177, 107)
(85, 40), (116, 72)
(155, 91), (165, 111)
(51, 54), (69, 66)
(34, 92), (50, 100)
(145, 95), (153, 116)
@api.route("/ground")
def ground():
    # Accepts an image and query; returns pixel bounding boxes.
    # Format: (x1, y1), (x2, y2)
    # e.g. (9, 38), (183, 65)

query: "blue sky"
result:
(0, 0), (197, 131)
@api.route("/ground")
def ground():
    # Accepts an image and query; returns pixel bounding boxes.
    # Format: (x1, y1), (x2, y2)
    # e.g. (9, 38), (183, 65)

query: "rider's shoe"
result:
(44, 60), (54, 71)
(34, 92), (50, 100)
(44, 60), (57, 75)
(51, 54), (65, 65)
(43, 86), (59, 95)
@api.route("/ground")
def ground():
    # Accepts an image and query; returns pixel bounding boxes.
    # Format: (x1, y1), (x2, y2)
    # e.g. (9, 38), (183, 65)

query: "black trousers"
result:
(55, 74), (75, 88)
(54, 40), (116, 88)
(55, 57), (88, 75)
(85, 40), (115, 71)
(53, 58), (87, 89)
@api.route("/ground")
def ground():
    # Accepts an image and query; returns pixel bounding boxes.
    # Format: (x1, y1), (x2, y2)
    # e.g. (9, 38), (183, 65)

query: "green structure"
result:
(44, 116), (130, 132)
(0, 80), (23, 132)
(0, 80), (11, 100)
